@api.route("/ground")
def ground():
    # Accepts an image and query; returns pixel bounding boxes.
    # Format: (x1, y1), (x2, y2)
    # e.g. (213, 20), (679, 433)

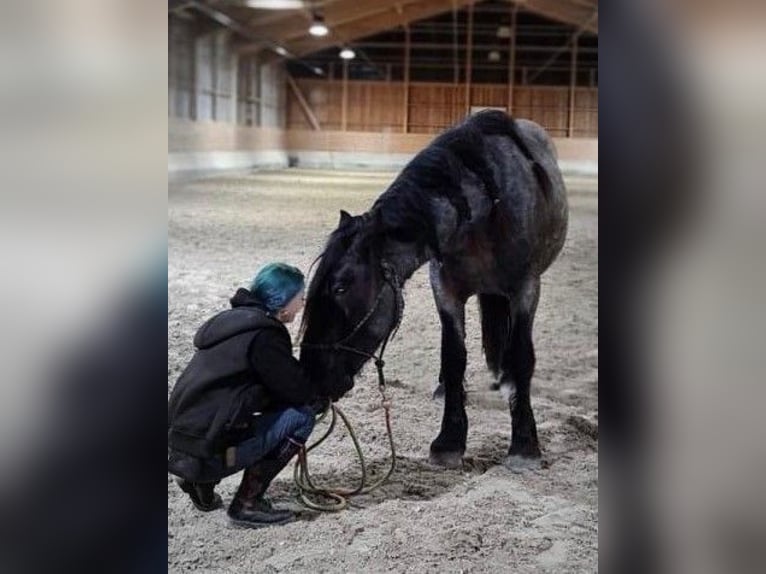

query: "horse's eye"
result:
(334, 286), (347, 296)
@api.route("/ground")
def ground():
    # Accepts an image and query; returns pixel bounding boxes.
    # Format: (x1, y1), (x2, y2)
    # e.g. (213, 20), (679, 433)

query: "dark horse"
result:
(300, 111), (567, 468)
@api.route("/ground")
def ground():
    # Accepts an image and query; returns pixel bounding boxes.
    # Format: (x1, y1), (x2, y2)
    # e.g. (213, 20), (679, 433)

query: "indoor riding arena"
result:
(168, 1), (597, 572)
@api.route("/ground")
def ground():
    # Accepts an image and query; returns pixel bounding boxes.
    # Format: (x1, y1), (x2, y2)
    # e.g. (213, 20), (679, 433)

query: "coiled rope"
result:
(293, 380), (395, 511)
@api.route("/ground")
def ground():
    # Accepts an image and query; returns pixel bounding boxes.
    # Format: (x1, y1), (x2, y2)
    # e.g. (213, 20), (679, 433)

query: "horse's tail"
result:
(478, 294), (512, 377)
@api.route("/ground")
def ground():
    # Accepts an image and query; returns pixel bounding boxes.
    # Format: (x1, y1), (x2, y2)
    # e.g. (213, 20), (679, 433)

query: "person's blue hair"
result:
(249, 262), (305, 314)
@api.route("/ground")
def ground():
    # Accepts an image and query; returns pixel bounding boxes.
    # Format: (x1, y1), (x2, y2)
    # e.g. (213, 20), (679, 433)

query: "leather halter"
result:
(301, 260), (404, 388)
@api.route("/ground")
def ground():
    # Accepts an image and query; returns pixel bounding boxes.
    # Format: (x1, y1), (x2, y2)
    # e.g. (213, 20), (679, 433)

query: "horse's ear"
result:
(339, 210), (352, 226)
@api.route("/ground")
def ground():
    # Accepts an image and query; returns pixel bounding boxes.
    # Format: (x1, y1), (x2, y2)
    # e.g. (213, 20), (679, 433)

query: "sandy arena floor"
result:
(168, 168), (598, 573)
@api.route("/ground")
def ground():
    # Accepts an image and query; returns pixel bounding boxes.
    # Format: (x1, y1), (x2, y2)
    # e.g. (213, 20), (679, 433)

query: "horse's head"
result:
(300, 209), (402, 400)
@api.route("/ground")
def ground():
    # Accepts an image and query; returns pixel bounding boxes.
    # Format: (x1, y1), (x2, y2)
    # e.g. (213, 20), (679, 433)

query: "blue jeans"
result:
(198, 406), (315, 482)
(233, 406), (315, 468)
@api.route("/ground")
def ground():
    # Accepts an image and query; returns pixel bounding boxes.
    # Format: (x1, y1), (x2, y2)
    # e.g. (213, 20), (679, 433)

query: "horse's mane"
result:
(375, 110), (550, 239)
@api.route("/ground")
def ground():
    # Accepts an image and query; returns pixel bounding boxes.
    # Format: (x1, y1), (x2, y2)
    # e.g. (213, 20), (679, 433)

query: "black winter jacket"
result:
(168, 288), (317, 459)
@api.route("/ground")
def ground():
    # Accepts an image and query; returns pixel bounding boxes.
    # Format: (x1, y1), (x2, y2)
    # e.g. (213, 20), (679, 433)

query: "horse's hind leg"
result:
(501, 277), (542, 467)
(428, 263), (468, 468)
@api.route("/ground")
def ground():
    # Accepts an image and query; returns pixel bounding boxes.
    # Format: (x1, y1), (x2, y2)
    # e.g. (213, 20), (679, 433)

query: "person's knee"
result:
(283, 406), (315, 442)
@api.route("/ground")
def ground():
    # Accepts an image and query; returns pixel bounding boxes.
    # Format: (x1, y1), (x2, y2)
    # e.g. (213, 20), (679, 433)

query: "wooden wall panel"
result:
(287, 129), (597, 161)
(168, 121), (597, 163)
(169, 119), (286, 152)
(287, 79), (597, 138)
(346, 82), (405, 132)
(408, 83), (466, 134)
(286, 130), (434, 154)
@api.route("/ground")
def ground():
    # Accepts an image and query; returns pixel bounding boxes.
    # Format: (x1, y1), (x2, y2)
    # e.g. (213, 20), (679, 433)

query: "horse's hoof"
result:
(503, 454), (543, 473)
(431, 383), (445, 400)
(429, 450), (464, 468)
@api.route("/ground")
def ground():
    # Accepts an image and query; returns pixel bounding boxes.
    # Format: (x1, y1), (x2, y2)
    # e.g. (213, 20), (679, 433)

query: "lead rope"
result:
(294, 262), (402, 511)
(293, 360), (395, 511)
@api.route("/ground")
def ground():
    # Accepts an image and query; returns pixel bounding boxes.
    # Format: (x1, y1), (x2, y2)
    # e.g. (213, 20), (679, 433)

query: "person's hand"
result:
(310, 395), (330, 415)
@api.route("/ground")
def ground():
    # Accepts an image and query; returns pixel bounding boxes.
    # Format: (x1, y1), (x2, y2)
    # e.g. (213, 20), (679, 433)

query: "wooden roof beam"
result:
(511, 0), (598, 35)
(290, 0), (478, 57)
(245, 0), (420, 43)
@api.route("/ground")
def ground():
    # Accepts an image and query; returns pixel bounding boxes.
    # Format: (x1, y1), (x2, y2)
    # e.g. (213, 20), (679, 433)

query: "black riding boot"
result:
(176, 478), (223, 512)
(228, 437), (303, 528)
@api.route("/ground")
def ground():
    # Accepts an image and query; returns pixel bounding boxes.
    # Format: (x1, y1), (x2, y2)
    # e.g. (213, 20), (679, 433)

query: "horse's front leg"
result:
(428, 263), (468, 468)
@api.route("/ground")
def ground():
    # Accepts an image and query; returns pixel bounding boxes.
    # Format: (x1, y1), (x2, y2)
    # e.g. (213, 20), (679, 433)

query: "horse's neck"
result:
(377, 237), (430, 285)
(385, 249), (428, 283)
(371, 187), (434, 283)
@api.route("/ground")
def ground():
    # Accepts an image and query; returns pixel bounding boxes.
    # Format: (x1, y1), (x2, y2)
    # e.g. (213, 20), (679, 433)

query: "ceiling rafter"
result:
(288, 0), (479, 57)
(244, 0), (424, 43)
(185, 1), (598, 61)
(508, 0), (597, 34)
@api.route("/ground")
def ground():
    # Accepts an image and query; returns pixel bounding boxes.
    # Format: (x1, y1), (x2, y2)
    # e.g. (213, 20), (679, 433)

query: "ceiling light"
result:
(339, 47), (355, 60)
(274, 45), (289, 56)
(488, 50), (501, 62)
(245, 0), (305, 8)
(309, 14), (329, 37)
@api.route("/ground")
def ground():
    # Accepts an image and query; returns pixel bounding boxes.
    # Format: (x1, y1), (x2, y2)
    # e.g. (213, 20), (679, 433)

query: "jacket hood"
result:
(230, 287), (269, 308)
(193, 289), (283, 349)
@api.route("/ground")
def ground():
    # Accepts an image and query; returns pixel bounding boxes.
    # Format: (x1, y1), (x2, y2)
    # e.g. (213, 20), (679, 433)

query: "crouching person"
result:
(168, 263), (327, 528)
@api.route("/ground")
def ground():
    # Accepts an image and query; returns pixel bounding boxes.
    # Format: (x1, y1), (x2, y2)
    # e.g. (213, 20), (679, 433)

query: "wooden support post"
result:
(507, 5), (517, 114)
(230, 45), (238, 123)
(568, 36), (578, 137)
(190, 34), (197, 120)
(238, 57), (244, 125)
(465, 3), (473, 115)
(452, 0), (459, 85)
(342, 59), (348, 131)
(211, 32), (217, 121)
(255, 56), (262, 127)
(386, 63), (392, 82)
(286, 74), (321, 131)
(403, 25), (411, 133)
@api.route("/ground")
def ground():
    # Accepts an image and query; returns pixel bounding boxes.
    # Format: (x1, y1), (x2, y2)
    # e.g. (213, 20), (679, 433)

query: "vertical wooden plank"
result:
(568, 36), (578, 137)
(403, 25), (411, 133)
(507, 5), (517, 114)
(342, 59), (348, 131)
(452, 0), (459, 85)
(465, 3), (473, 115)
